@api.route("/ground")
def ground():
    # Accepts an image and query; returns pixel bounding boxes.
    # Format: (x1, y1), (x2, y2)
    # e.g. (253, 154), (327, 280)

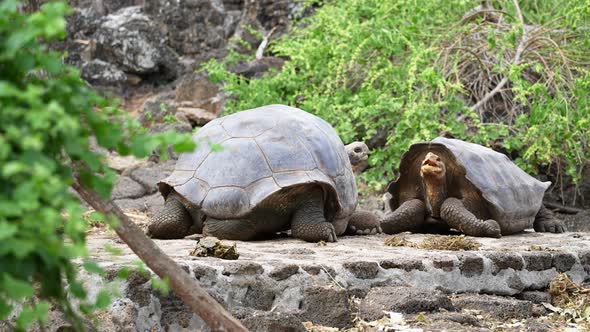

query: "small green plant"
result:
(0, 1), (194, 330)
(163, 113), (177, 124)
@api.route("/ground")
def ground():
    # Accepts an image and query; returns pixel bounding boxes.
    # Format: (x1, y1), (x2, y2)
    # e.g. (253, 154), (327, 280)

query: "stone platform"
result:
(77, 231), (590, 331)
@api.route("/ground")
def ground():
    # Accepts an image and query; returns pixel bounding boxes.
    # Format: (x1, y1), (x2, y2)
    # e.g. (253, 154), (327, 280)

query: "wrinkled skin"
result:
(381, 152), (566, 238)
(147, 142), (380, 242)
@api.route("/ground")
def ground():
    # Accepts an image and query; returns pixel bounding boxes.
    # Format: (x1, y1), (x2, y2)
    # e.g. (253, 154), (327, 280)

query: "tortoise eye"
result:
(354, 147), (362, 153)
(436, 157), (441, 161)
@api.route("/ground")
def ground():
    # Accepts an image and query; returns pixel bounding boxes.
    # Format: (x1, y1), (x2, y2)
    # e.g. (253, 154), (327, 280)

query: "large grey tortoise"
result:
(381, 137), (566, 238)
(147, 104), (379, 242)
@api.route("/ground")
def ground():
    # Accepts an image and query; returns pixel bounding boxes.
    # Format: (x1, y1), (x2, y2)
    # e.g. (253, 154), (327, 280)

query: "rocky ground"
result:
(29, 219), (590, 331)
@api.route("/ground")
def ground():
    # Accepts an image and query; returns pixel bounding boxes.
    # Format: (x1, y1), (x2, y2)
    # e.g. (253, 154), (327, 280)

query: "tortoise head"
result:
(420, 152), (446, 181)
(345, 141), (369, 173)
(420, 152), (448, 217)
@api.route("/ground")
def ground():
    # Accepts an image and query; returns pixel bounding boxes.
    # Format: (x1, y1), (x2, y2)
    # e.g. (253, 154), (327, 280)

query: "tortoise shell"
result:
(388, 137), (549, 229)
(158, 104), (357, 223)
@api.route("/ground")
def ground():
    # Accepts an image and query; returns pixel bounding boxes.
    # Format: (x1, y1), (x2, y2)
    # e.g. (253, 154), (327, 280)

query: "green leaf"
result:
(0, 223), (17, 240)
(151, 277), (170, 295)
(116, 267), (130, 280)
(15, 307), (35, 330)
(172, 139), (196, 153)
(69, 281), (87, 299)
(95, 290), (111, 309)
(0, 300), (13, 320)
(2, 162), (26, 176)
(83, 261), (104, 276)
(87, 211), (105, 223)
(33, 301), (50, 323)
(104, 244), (124, 256)
(210, 143), (223, 152)
(3, 275), (34, 299)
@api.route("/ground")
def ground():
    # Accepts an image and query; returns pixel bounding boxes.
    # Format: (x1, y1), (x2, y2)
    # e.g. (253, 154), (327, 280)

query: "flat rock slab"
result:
(82, 231), (590, 331)
(88, 232), (590, 292)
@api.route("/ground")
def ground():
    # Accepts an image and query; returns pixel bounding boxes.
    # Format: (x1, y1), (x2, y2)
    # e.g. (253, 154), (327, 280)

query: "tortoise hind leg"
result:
(291, 187), (337, 242)
(533, 205), (567, 233)
(380, 199), (426, 234)
(147, 194), (195, 239)
(440, 198), (501, 238)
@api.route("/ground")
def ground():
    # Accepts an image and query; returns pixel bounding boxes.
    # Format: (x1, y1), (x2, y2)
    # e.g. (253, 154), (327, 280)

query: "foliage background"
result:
(205, 0), (590, 193)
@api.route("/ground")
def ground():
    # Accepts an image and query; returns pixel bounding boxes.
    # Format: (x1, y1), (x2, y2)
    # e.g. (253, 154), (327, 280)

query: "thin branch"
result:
(470, 0), (527, 113)
(543, 201), (582, 214)
(71, 177), (248, 332)
(256, 27), (277, 60)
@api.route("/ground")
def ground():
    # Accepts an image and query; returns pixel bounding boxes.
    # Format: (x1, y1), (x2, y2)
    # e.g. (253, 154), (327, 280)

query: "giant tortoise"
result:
(380, 137), (566, 237)
(147, 104), (379, 242)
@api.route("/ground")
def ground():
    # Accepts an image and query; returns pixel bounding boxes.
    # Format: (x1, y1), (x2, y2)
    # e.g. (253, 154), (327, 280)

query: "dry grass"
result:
(417, 235), (481, 251)
(527, 245), (557, 251)
(384, 235), (417, 248)
(438, 0), (575, 125)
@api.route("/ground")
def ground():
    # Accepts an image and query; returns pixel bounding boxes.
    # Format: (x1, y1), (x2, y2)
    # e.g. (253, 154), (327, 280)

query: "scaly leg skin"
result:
(533, 205), (567, 233)
(440, 197), (501, 238)
(346, 209), (382, 235)
(203, 217), (258, 241)
(380, 199), (426, 234)
(147, 195), (195, 239)
(291, 187), (337, 242)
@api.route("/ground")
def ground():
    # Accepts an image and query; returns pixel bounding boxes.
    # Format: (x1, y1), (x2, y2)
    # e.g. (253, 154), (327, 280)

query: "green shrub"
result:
(0, 1), (193, 330)
(204, 0), (590, 192)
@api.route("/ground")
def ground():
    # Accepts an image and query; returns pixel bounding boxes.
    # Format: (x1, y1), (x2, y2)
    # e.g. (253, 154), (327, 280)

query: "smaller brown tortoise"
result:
(381, 137), (566, 238)
(147, 104), (380, 242)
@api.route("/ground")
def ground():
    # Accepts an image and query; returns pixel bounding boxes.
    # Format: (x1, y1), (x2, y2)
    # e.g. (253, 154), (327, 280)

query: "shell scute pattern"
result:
(195, 138), (273, 188)
(174, 178), (209, 207)
(174, 122), (229, 171)
(255, 126), (317, 172)
(432, 137), (548, 221)
(158, 104), (357, 221)
(220, 108), (278, 137)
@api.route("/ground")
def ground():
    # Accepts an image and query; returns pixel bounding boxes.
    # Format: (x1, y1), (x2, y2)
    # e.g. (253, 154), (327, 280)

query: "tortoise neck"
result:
(421, 175), (447, 218)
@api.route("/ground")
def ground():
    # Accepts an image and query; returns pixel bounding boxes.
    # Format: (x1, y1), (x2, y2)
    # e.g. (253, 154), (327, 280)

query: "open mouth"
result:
(422, 159), (438, 167)
(421, 164), (442, 173)
(421, 155), (443, 173)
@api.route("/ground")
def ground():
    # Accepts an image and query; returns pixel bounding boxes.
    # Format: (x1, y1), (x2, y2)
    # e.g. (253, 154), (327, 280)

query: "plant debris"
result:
(384, 235), (418, 248)
(302, 321), (338, 332)
(417, 235), (481, 251)
(548, 273), (590, 324)
(317, 240), (327, 247)
(527, 245), (556, 251)
(189, 237), (239, 260)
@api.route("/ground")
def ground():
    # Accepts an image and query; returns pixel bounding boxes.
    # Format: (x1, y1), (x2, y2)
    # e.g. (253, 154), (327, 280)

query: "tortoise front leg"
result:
(346, 209), (382, 235)
(533, 205), (567, 233)
(380, 199), (426, 234)
(291, 187), (337, 242)
(147, 193), (198, 239)
(440, 198), (501, 238)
